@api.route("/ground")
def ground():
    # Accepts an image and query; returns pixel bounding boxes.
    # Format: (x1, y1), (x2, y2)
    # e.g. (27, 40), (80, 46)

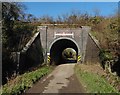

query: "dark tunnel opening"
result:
(50, 38), (78, 65)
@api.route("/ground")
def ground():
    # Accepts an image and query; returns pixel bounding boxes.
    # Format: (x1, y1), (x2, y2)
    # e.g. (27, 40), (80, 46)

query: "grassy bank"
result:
(1, 66), (53, 94)
(75, 64), (119, 93)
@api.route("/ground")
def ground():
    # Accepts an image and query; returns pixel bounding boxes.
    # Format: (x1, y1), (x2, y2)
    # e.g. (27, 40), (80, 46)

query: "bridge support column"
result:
(37, 26), (48, 64)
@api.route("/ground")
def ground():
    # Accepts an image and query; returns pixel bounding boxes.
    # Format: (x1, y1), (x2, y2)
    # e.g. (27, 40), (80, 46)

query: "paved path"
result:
(25, 64), (85, 94)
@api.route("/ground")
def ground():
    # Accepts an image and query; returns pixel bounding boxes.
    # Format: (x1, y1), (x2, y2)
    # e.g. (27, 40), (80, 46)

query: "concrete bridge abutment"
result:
(37, 25), (91, 64)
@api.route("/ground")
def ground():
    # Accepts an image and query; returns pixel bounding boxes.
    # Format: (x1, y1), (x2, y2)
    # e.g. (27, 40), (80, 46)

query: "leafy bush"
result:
(99, 49), (113, 62)
(99, 49), (114, 70)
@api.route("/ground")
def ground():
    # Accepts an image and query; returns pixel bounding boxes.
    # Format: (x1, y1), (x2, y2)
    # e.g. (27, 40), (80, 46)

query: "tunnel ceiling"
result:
(50, 38), (78, 65)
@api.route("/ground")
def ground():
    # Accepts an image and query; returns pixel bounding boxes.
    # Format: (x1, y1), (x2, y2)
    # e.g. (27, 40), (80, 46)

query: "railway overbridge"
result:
(37, 25), (91, 64)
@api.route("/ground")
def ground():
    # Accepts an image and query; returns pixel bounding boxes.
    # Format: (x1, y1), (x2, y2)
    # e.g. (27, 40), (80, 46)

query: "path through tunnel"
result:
(50, 38), (79, 65)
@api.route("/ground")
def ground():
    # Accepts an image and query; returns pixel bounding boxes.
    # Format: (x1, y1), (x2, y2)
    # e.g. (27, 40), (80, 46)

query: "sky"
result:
(2, 0), (120, 2)
(22, 2), (119, 19)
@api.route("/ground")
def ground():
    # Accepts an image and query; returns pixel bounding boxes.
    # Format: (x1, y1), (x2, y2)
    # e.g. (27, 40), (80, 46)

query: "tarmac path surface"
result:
(25, 64), (85, 94)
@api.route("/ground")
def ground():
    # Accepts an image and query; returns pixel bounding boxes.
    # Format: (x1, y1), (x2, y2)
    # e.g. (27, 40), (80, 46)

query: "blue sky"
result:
(22, 2), (118, 19)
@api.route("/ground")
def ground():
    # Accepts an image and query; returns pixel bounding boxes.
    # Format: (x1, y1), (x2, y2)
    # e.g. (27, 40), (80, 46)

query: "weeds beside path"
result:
(1, 66), (53, 95)
(75, 63), (119, 93)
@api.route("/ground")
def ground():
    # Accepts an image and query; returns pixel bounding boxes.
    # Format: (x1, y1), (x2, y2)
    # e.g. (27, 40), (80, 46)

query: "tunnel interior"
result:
(50, 38), (78, 65)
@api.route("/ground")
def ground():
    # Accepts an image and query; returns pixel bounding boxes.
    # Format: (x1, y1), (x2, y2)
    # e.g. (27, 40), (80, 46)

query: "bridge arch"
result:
(49, 37), (80, 65)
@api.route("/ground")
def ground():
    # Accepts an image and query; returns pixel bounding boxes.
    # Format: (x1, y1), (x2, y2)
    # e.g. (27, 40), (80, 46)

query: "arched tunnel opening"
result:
(50, 38), (78, 65)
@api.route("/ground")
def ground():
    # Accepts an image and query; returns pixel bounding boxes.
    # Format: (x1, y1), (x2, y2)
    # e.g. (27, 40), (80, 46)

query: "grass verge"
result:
(75, 64), (119, 93)
(1, 66), (53, 94)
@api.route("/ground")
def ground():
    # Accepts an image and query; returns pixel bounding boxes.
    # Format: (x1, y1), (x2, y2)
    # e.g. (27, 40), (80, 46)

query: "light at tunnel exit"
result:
(62, 48), (77, 61)
(50, 38), (78, 65)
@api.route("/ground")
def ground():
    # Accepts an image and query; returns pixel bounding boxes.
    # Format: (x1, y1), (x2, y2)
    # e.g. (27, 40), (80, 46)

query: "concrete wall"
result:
(2, 31), (44, 84)
(19, 32), (44, 73)
(38, 26), (91, 63)
(84, 33), (100, 63)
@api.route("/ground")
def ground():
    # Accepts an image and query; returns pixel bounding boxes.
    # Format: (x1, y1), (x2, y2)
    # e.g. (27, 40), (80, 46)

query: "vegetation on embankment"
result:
(2, 2), (119, 87)
(75, 64), (119, 93)
(1, 66), (53, 95)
